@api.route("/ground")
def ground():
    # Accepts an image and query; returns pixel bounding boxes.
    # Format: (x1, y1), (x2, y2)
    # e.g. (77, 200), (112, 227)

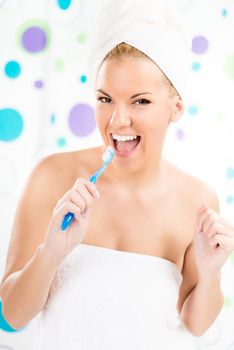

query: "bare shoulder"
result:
(0, 150), (83, 285)
(167, 160), (219, 211)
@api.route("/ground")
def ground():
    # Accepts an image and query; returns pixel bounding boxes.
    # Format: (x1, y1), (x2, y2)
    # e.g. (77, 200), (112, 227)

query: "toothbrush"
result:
(60, 146), (115, 231)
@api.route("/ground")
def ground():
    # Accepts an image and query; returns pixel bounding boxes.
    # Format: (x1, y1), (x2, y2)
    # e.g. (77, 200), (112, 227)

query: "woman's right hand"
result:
(42, 177), (100, 263)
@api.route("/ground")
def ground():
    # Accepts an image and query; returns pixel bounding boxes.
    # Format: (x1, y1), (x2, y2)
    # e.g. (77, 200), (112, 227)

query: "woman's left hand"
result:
(194, 204), (234, 279)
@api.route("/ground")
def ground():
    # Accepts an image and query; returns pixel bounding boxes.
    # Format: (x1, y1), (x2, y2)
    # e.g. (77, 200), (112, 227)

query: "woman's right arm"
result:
(0, 153), (99, 330)
(0, 243), (63, 330)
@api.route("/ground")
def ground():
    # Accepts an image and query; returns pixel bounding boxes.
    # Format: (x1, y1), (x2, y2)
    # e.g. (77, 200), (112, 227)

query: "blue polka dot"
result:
(226, 167), (234, 179)
(0, 299), (19, 332)
(192, 62), (201, 71)
(4, 61), (21, 79)
(227, 196), (234, 204)
(57, 0), (72, 10)
(57, 137), (66, 147)
(51, 114), (56, 124)
(188, 105), (199, 115)
(0, 108), (24, 141)
(222, 8), (228, 17)
(80, 75), (87, 83)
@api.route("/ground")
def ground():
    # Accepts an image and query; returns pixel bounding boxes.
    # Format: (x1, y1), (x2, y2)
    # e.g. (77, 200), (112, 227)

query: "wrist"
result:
(198, 271), (222, 284)
(37, 244), (65, 269)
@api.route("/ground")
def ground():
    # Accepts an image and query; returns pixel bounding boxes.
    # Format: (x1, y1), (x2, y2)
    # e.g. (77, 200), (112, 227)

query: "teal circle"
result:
(0, 108), (24, 141)
(192, 62), (201, 71)
(227, 196), (234, 204)
(222, 8), (228, 17)
(57, 137), (66, 147)
(80, 75), (87, 83)
(226, 167), (234, 179)
(4, 61), (21, 79)
(188, 105), (199, 115)
(51, 114), (56, 124)
(57, 0), (72, 10)
(0, 300), (18, 332)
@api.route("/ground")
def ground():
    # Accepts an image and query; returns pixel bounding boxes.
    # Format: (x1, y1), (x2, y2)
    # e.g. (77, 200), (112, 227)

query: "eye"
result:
(135, 99), (151, 105)
(97, 97), (112, 103)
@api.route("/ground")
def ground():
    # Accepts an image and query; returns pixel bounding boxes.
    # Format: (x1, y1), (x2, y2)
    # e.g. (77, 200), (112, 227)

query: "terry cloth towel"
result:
(33, 243), (197, 350)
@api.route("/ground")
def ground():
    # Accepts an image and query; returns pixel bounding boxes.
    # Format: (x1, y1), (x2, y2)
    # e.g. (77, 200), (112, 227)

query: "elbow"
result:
(184, 324), (206, 337)
(1, 297), (27, 331)
(1, 301), (24, 331)
(180, 315), (208, 337)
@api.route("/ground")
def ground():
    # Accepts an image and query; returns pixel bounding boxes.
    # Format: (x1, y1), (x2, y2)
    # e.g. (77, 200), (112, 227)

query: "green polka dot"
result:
(54, 58), (65, 72)
(216, 112), (225, 121)
(225, 54), (234, 80)
(230, 252), (234, 264)
(224, 297), (233, 307)
(76, 32), (87, 44)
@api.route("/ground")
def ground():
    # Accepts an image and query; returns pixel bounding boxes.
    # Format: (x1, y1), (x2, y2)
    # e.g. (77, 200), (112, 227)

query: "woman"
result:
(1, 1), (234, 349)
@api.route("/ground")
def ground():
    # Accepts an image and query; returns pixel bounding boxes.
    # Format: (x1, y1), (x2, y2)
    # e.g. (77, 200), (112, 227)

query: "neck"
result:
(101, 146), (166, 192)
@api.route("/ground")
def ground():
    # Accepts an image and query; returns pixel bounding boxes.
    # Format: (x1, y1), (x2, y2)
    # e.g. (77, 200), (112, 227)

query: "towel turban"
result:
(87, 0), (191, 103)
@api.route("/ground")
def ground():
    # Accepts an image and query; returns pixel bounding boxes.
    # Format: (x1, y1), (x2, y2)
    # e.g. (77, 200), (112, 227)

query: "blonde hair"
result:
(102, 42), (179, 98)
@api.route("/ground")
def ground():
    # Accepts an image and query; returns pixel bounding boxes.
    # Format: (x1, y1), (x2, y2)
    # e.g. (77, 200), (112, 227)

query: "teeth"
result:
(112, 133), (138, 142)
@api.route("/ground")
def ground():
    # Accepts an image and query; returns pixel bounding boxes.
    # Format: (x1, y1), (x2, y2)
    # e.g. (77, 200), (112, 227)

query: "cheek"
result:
(95, 109), (109, 133)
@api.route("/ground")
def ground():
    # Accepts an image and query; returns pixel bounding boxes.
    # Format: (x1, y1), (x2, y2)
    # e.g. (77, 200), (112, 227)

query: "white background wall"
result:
(0, 0), (234, 349)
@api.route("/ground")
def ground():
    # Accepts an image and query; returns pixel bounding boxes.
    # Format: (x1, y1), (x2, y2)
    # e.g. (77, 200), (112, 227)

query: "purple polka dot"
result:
(176, 128), (184, 140)
(192, 36), (209, 54)
(68, 104), (96, 137)
(34, 80), (44, 89)
(22, 27), (47, 53)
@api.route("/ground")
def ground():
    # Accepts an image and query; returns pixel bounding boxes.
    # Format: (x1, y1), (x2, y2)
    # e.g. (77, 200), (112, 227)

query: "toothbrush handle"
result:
(60, 176), (97, 231)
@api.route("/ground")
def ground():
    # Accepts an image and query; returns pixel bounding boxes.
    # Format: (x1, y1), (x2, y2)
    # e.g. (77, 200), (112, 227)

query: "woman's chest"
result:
(83, 190), (194, 270)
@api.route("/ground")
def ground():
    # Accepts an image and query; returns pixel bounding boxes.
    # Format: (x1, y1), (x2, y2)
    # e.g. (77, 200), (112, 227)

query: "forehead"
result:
(96, 57), (165, 92)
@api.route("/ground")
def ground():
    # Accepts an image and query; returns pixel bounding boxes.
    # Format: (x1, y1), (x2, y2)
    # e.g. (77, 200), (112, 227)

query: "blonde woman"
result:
(1, 1), (234, 349)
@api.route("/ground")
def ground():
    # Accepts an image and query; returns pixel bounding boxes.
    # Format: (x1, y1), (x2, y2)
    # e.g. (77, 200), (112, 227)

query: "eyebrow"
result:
(96, 89), (153, 99)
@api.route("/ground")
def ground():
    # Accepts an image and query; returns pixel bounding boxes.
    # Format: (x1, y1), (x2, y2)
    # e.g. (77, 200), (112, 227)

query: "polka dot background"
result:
(0, 0), (234, 349)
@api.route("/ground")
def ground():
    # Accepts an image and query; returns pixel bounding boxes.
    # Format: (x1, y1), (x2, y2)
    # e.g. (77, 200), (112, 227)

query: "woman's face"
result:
(95, 57), (183, 167)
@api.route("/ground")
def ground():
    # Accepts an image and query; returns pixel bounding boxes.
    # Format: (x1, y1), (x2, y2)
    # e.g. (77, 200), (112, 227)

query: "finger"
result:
(197, 207), (211, 232)
(219, 216), (234, 231)
(207, 222), (233, 240)
(74, 183), (93, 212)
(69, 189), (86, 213)
(55, 201), (83, 221)
(196, 204), (208, 216)
(74, 178), (100, 198)
(203, 212), (216, 234)
(209, 233), (234, 252)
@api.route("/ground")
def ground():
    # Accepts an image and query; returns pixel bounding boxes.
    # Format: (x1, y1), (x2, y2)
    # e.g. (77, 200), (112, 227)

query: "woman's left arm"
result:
(178, 191), (234, 336)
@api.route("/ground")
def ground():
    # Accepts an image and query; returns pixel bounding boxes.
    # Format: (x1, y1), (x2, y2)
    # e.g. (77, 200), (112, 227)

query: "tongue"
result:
(115, 138), (139, 153)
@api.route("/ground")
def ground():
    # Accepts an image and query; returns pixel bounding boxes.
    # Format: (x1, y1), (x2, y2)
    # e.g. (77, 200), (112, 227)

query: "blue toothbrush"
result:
(61, 146), (115, 231)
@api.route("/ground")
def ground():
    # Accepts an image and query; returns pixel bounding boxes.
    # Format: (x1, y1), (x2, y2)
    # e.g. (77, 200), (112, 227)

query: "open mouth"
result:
(110, 134), (141, 155)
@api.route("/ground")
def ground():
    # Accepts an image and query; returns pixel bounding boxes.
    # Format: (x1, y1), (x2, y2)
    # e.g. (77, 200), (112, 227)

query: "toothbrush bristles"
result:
(101, 146), (115, 164)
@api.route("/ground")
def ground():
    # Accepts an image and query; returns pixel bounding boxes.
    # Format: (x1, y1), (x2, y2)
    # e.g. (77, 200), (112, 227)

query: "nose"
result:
(109, 107), (132, 128)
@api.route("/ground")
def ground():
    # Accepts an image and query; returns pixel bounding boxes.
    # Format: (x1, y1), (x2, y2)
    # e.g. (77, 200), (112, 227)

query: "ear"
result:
(170, 95), (184, 123)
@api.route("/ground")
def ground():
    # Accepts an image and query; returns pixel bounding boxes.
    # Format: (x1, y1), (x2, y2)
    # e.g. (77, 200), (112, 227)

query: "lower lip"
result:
(111, 137), (141, 158)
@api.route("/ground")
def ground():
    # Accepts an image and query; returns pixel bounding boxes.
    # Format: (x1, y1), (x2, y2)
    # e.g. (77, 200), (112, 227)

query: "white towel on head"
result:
(87, 0), (191, 103)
